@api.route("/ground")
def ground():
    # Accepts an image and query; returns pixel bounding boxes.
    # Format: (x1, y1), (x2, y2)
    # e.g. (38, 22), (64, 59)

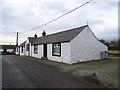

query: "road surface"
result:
(2, 55), (104, 88)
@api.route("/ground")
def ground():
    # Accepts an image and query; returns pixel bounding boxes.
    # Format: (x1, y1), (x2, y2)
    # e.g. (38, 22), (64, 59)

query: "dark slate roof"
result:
(33, 25), (88, 45)
(18, 37), (38, 47)
(28, 37), (38, 44)
(0, 45), (16, 49)
(18, 41), (26, 47)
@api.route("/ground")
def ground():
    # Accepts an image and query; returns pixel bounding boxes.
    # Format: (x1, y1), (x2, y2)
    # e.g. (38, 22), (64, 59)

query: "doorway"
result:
(100, 51), (104, 59)
(43, 44), (47, 58)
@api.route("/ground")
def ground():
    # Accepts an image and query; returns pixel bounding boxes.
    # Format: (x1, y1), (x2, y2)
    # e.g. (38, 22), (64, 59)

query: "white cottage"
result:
(25, 36), (38, 56)
(16, 25), (108, 64)
(16, 34), (38, 56)
(16, 41), (26, 55)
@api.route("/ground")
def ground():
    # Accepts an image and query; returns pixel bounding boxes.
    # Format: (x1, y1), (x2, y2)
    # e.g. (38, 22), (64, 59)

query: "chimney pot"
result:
(42, 31), (46, 37)
(34, 34), (37, 38)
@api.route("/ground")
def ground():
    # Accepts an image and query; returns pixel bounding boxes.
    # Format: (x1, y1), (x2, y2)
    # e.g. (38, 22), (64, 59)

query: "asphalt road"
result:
(2, 55), (104, 88)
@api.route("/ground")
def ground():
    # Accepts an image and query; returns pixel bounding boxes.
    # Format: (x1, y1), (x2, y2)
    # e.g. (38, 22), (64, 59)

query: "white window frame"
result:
(52, 43), (61, 56)
(34, 45), (38, 54)
(26, 44), (29, 51)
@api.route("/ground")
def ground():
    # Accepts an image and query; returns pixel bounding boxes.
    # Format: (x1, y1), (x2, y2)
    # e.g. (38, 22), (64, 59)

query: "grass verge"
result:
(107, 50), (120, 54)
(17, 55), (68, 68)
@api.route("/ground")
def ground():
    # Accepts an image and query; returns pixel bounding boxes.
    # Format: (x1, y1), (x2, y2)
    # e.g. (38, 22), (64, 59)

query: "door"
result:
(43, 44), (47, 58)
(100, 51), (104, 59)
(26, 43), (30, 56)
(4, 49), (7, 53)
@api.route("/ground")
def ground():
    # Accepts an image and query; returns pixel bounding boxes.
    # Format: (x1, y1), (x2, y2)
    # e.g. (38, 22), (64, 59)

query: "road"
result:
(2, 55), (104, 88)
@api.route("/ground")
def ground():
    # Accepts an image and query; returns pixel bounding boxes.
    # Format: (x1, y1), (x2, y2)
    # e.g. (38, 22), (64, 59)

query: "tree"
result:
(99, 39), (109, 46)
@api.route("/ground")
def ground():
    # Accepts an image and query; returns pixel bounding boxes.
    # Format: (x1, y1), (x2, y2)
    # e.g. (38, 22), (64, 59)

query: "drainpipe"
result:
(31, 43), (32, 57)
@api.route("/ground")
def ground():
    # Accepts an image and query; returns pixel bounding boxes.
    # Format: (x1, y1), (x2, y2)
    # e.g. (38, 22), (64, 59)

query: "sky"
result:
(0, 0), (118, 45)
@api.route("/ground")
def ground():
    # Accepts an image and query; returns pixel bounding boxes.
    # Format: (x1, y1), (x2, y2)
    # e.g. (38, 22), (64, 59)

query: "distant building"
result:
(16, 25), (108, 64)
(16, 41), (26, 55)
(0, 45), (16, 53)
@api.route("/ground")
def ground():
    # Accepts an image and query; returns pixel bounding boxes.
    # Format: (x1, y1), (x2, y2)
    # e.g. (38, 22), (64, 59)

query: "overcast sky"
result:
(0, 0), (118, 45)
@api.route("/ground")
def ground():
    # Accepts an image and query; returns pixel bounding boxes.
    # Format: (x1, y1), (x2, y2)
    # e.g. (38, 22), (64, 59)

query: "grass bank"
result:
(107, 50), (120, 54)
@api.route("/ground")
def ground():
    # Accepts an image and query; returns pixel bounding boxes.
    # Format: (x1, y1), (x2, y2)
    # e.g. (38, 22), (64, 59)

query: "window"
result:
(52, 43), (61, 56)
(34, 45), (38, 54)
(21, 47), (23, 53)
(26, 44), (29, 51)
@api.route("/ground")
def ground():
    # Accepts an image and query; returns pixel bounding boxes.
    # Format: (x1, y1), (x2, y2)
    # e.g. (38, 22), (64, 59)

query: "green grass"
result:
(70, 58), (118, 88)
(18, 55), (118, 69)
(17, 55), (68, 67)
(73, 58), (118, 66)
(67, 58), (118, 73)
(107, 50), (120, 54)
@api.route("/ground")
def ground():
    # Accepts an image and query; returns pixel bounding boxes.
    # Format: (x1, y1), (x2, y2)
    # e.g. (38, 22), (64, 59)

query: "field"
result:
(107, 50), (120, 54)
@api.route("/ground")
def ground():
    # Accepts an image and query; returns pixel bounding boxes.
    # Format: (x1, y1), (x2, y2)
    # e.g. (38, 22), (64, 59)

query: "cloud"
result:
(0, 33), (16, 44)
(0, 32), (26, 45)
(0, 0), (118, 45)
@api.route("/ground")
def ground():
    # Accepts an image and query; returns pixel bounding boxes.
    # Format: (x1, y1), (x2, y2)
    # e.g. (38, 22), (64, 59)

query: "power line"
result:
(20, 0), (93, 33)
(1, 0), (93, 45)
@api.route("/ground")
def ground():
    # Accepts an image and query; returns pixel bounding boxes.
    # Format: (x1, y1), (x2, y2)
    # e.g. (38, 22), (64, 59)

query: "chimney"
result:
(34, 34), (37, 38)
(42, 31), (46, 37)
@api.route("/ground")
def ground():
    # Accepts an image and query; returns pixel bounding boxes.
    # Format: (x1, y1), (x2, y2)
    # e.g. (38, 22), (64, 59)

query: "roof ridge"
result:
(46, 25), (88, 37)
(33, 25), (88, 44)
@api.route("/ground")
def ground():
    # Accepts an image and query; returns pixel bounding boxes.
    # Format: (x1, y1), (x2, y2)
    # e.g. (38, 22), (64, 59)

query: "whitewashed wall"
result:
(30, 43), (32, 56)
(16, 47), (19, 55)
(47, 42), (71, 64)
(25, 38), (32, 56)
(71, 27), (108, 64)
(0, 49), (3, 52)
(25, 38), (29, 56)
(31, 45), (43, 58)
(19, 47), (25, 55)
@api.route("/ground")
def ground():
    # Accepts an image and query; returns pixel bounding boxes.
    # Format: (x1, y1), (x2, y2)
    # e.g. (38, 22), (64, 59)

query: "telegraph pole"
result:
(16, 32), (19, 47)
